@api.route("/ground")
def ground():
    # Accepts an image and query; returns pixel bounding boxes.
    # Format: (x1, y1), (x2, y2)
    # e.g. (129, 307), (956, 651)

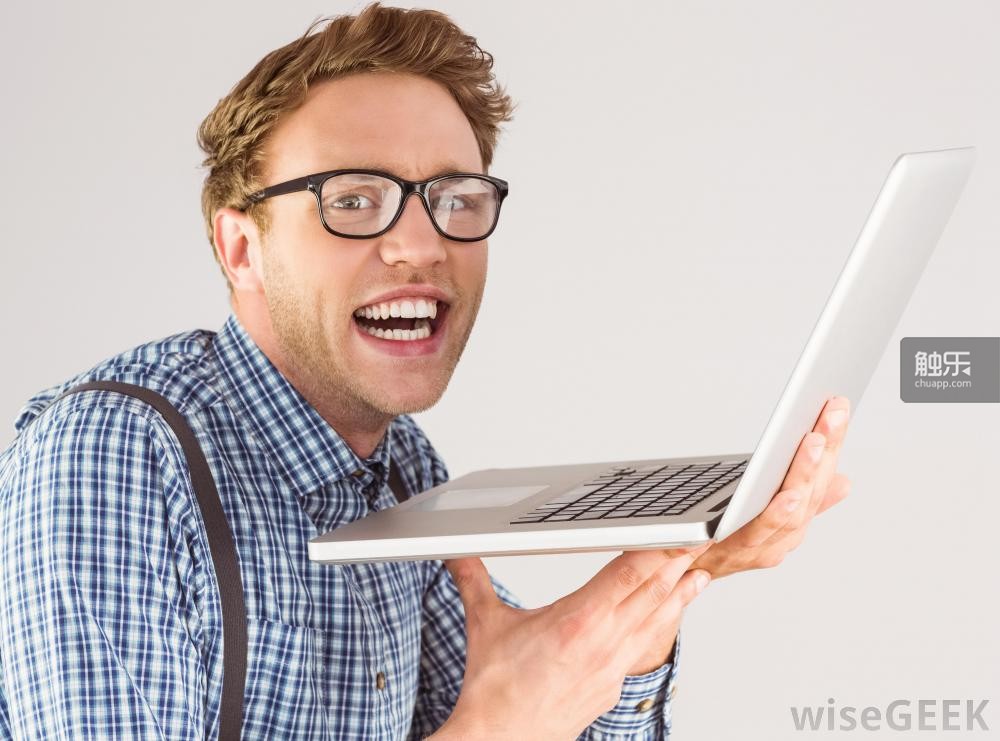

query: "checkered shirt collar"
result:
(213, 313), (392, 496)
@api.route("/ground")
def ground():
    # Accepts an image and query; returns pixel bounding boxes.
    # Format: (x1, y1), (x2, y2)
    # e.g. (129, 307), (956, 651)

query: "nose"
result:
(377, 192), (448, 269)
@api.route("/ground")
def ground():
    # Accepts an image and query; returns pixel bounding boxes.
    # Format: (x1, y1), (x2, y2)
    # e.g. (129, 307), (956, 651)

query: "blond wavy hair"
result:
(197, 2), (515, 290)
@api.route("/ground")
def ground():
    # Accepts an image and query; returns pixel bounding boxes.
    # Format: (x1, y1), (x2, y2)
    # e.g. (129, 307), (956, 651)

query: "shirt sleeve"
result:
(0, 402), (218, 739)
(407, 559), (680, 740)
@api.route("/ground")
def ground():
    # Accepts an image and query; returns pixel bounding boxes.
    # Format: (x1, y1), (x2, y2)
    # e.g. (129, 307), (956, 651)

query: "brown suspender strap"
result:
(43, 380), (410, 739)
(387, 456), (409, 503)
(51, 381), (247, 741)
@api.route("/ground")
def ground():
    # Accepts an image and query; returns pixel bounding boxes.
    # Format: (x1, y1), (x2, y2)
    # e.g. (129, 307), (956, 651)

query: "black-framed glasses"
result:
(239, 168), (509, 242)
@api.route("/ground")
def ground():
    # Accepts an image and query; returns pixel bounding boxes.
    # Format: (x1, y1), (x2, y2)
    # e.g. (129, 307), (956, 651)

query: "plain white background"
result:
(2, 1), (997, 738)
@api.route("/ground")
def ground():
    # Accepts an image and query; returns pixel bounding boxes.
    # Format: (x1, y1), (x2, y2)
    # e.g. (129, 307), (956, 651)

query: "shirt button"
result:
(635, 698), (655, 712)
(669, 683), (678, 699)
(375, 671), (386, 690)
(352, 469), (365, 478)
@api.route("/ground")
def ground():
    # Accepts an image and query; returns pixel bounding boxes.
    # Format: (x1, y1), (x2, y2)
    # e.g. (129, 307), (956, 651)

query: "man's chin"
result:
(361, 381), (449, 418)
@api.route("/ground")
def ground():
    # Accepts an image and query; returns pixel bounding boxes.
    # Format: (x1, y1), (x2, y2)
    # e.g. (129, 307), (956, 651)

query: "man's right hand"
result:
(427, 545), (712, 739)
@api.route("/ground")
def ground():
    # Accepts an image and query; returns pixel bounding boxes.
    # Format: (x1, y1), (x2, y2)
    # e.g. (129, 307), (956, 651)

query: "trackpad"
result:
(410, 485), (548, 511)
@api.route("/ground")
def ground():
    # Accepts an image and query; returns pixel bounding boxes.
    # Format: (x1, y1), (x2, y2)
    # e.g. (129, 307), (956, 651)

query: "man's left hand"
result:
(622, 396), (851, 674)
(691, 395), (853, 579)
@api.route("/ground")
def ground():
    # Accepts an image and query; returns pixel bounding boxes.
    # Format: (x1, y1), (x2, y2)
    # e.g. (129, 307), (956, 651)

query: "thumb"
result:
(444, 556), (500, 616)
(673, 568), (712, 610)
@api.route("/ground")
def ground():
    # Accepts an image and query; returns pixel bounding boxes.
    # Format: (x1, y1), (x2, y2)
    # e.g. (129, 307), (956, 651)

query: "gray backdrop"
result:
(2, 1), (997, 738)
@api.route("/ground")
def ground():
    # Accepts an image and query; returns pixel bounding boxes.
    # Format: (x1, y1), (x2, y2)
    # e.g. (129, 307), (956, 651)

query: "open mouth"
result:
(352, 297), (448, 342)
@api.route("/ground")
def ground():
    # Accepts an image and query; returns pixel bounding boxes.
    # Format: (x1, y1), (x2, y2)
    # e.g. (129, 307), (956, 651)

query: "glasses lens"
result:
(428, 176), (499, 239)
(320, 172), (500, 239)
(320, 173), (402, 236)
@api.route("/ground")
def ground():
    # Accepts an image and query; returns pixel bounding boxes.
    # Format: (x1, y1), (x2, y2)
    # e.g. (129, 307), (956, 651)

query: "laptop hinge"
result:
(706, 511), (724, 539)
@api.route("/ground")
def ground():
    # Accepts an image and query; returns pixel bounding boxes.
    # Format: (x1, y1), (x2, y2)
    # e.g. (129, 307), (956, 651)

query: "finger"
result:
(813, 396), (851, 451)
(804, 397), (852, 517)
(815, 471), (851, 515)
(444, 557), (501, 616)
(778, 430), (826, 499)
(761, 399), (852, 544)
(742, 399), (852, 554)
(574, 542), (712, 613)
(729, 486), (806, 549)
(762, 472), (852, 551)
(621, 568), (711, 646)
(613, 549), (712, 636)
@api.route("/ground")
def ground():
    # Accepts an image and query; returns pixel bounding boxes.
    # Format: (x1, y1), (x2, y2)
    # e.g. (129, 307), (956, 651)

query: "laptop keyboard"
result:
(510, 458), (749, 524)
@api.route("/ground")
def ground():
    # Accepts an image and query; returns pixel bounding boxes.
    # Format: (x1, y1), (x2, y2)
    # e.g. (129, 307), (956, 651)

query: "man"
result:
(0, 3), (852, 738)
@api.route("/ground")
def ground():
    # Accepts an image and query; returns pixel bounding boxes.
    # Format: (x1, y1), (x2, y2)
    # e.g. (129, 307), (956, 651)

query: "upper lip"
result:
(356, 284), (453, 309)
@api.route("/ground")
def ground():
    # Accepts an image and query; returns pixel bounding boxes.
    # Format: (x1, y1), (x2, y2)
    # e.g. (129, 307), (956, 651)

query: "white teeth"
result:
(354, 298), (439, 319)
(354, 298), (440, 342)
(361, 318), (432, 341)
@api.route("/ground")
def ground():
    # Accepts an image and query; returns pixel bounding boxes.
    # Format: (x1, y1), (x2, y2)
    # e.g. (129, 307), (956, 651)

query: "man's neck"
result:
(233, 303), (390, 460)
(286, 369), (390, 460)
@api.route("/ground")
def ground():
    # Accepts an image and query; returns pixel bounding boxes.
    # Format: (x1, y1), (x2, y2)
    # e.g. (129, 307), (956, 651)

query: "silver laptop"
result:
(309, 147), (976, 564)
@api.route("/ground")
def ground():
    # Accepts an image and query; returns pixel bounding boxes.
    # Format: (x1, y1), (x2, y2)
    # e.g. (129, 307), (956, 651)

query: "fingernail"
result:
(828, 409), (848, 428)
(694, 571), (710, 592)
(807, 434), (825, 462)
(785, 490), (803, 511)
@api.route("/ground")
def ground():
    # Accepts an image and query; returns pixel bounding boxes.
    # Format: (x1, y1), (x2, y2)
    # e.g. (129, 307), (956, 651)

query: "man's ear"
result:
(214, 207), (265, 294)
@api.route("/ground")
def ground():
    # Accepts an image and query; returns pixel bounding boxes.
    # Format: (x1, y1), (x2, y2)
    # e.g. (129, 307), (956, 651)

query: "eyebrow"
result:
(339, 161), (482, 178)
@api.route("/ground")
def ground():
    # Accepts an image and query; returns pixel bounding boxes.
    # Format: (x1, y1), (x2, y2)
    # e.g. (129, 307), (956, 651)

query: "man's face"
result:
(250, 72), (489, 421)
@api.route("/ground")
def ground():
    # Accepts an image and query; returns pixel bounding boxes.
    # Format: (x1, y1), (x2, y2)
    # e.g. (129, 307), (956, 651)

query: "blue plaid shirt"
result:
(0, 313), (680, 739)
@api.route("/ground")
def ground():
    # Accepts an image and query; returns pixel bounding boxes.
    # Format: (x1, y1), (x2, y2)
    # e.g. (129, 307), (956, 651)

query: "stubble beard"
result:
(262, 252), (483, 428)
